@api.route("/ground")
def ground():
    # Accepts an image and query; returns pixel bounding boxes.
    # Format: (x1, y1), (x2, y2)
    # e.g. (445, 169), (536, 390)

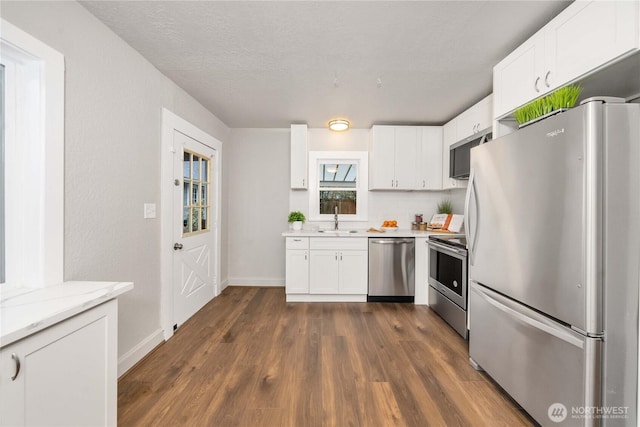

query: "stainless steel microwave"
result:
(449, 128), (492, 179)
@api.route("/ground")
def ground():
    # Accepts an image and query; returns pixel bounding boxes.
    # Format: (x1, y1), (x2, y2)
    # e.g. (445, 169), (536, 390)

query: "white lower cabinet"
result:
(337, 250), (368, 294)
(286, 237), (368, 301)
(309, 238), (368, 295)
(309, 251), (341, 294)
(0, 300), (117, 427)
(285, 237), (309, 294)
(414, 237), (429, 305)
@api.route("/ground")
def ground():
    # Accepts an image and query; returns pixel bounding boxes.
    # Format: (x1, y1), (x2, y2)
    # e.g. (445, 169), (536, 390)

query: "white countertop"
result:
(282, 229), (459, 238)
(0, 281), (133, 348)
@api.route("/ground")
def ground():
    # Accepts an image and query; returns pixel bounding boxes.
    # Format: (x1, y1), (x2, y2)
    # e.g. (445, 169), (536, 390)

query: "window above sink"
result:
(308, 151), (368, 222)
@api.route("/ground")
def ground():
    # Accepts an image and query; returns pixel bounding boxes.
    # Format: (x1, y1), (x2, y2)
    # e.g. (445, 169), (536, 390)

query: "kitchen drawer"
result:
(310, 237), (367, 250)
(286, 237), (309, 250)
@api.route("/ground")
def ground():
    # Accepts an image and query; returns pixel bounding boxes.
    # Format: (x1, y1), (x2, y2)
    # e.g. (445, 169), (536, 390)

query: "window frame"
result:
(308, 151), (368, 222)
(1, 19), (65, 287)
(182, 148), (211, 236)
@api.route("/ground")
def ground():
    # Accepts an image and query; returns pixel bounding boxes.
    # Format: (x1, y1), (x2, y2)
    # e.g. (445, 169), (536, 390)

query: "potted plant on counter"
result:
(437, 199), (453, 214)
(288, 211), (306, 231)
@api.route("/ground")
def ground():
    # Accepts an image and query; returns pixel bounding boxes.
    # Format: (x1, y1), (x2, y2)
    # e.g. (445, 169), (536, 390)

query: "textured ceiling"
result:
(80, 1), (572, 129)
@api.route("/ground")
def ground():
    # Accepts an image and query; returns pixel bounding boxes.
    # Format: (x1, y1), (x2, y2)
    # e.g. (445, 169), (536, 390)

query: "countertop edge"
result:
(282, 229), (456, 238)
(1, 281), (134, 348)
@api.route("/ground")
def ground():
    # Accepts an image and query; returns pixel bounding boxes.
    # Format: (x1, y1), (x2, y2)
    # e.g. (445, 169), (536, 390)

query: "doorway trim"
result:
(160, 108), (222, 341)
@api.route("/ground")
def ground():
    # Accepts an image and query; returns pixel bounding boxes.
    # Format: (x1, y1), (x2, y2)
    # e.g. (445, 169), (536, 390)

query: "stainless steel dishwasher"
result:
(367, 237), (415, 302)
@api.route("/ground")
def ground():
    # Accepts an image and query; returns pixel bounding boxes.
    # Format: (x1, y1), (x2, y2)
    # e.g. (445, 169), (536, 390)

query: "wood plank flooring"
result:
(118, 287), (534, 426)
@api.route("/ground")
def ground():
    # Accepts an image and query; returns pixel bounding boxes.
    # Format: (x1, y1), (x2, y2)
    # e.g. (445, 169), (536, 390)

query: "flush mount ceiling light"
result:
(328, 119), (350, 132)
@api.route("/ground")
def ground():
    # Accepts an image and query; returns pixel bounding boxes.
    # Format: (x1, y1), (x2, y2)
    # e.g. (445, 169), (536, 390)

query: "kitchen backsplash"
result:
(289, 188), (466, 230)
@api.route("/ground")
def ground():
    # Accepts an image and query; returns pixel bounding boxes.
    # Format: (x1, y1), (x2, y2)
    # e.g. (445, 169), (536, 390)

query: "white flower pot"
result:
(292, 221), (302, 231)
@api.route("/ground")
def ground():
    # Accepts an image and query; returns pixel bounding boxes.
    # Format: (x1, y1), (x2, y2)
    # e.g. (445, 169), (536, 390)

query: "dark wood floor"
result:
(118, 287), (534, 426)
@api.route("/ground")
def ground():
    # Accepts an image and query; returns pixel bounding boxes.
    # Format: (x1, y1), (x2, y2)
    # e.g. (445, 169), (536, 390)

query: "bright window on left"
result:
(1, 19), (64, 287)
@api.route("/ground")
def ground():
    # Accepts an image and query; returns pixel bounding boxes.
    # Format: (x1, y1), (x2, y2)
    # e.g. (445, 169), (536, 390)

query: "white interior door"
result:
(172, 130), (217, 329)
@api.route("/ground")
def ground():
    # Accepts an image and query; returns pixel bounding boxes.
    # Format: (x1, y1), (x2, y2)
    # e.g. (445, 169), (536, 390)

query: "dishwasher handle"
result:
(369, 239), (414, 244)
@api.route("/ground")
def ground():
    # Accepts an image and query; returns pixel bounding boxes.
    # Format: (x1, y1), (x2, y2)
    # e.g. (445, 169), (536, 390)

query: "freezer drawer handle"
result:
(473, 285), (584, 349)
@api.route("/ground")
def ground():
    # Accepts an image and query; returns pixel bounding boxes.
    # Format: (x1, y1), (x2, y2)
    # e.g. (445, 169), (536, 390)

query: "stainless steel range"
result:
(428, 234), (468, 338)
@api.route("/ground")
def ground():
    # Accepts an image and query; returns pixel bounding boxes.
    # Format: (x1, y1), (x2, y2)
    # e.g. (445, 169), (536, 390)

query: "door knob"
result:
(174, 243), (184, 250)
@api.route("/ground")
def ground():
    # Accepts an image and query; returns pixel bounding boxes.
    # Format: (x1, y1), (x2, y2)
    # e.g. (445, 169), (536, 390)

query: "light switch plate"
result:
(144, 203), (156, 219)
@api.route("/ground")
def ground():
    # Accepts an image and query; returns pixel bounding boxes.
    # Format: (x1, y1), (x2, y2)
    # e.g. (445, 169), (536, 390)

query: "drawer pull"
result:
(11, 353), (20, 381)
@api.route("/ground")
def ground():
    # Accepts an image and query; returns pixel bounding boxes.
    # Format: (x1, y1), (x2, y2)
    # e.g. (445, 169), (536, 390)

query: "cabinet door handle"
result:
(534, 77), (541, 93)
(544, 71), (551, 88)
(305, 252), (307, 260)
(391, 179), (394, 188)
(340, 253), (343, 261)
(335, 253), (338, 261)
(476, 123), (481, 133)
(395, 180), (398, 187)
(11, 353), (20, 381)
(302, 178), (305, 187)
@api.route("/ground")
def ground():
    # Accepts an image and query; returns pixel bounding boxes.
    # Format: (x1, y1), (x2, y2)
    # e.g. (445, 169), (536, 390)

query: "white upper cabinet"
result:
(442, 119), (465, 190)
(369, 125), (418, 190)
(393, 127), (419, 190)
(441, 95), (492, 190)
(494, 33), (546, 119)
(494, 0), (640, 119)
(369, 126), (396, 190)
(290, 124), (308, 189)
(456, 94), (494, 137)
(545, 1), (639, 88)
(416, 127), (443, 190)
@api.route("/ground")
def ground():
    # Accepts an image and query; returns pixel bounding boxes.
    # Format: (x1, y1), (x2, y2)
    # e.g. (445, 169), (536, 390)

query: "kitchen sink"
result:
(317, 229), (359, 234)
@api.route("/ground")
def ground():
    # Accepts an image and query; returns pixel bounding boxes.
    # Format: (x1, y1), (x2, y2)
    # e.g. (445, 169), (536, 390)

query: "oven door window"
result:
(435, 251), (463, 296)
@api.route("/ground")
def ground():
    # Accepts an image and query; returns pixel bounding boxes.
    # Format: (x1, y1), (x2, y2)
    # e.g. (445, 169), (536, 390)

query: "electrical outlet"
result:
(144, 203), (156, 219)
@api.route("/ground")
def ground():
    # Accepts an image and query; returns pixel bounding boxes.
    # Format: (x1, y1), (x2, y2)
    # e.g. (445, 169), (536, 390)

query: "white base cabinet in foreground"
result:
(0, 300), (117, 427)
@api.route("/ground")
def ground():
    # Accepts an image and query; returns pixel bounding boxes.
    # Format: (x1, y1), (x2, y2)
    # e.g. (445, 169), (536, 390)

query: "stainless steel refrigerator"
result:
(465, 98), (639, 426)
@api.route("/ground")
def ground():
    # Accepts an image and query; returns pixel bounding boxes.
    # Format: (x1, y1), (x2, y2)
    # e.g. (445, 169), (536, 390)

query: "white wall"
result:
(226, 129), (290, 285)
(0, 1), (230, 370)
(226, 127), (464, 286)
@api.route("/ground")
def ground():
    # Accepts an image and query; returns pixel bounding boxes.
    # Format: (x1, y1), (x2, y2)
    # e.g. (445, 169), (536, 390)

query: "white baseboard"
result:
(118, 328), (165, 377)
(228, 277), (284, 287)
(219, 277), (230, 293)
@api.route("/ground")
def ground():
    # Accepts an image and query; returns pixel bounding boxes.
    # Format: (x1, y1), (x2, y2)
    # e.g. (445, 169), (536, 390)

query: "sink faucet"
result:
(334, 206), (339, 230)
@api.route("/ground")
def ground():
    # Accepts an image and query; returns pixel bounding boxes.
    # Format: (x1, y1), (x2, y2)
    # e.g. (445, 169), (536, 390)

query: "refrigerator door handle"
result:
(472, 283), (585, 349)
(464, 168), (477, 265)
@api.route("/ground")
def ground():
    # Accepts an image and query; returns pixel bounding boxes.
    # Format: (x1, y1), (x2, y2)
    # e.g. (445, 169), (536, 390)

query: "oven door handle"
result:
(428, 241), (466, 258)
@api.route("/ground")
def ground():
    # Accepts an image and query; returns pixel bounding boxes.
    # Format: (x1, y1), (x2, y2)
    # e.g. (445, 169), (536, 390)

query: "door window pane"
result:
(191, 207), (200, 232)
(201, 208), (207, 230)
(192, 183), (199, 205)
(202, 159), (208, 181)
(183, 208), (190, 233)
(183, 182), (189, 207)
(183, 152), (190, 178)
(192, 155), (200, 180)
(200, 184), (207, 206)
